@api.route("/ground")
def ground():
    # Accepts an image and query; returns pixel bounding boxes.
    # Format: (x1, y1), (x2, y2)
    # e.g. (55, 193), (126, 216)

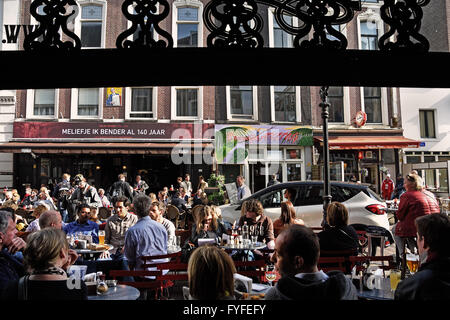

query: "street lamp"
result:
(320, 86), (332, 228)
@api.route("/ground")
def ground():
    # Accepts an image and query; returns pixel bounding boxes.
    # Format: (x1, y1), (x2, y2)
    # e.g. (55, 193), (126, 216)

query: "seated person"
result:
(149, 201), (176, 248)
(186, 245), (236, 300)
(0, 210), (27, 289)
(63, 204), (99, 243)
(318, 202), (359, 254)
(273, 201), (304, 238)
(25, 204), (49, 233)
(188, 206), (226, 247)
(395, 213), (450, 300)
(170, 191), (187, 214)
(180, 187), (190, 203)
(238, 199), (275, 250)
(192, 189), (205, 207)
(1, 228), (88, 300)
(88, 206), (102, 225)
(265, 225), (357, 300)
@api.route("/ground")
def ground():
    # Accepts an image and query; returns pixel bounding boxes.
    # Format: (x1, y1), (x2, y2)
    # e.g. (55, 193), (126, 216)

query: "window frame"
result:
(26, 89), (59, 120)
(74, 0), (107, 49)
(419, 109), (437, 139)
(171, 86), (203, 120)
(172, 0), (203, 48)
(226, 85), (258, 121)
(125, 87), (157, 120)
(267, 9), (299, 48)
(70, 88), (103, 120)
(270, 85), (301, 123)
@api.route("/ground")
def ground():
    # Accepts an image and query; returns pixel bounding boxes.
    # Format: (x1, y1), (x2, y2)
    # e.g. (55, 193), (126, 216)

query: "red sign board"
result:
(13, 122), (214, 141)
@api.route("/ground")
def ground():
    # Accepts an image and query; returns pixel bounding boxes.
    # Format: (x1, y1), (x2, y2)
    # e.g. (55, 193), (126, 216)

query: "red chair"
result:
(109, 269), (164, 299)
(139, 251), (182, 266)
(318, 256), (347, 273)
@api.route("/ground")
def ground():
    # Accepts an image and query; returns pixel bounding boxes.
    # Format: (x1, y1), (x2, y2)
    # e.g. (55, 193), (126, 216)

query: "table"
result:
(88, 284), (140, 300)
(357, 277), (394, 300)
(220, 242), (266, 251)
(75, 244), (113, 260)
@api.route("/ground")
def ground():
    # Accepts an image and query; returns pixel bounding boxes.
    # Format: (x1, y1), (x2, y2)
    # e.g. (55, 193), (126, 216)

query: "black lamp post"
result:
(320, 86), (332, 228)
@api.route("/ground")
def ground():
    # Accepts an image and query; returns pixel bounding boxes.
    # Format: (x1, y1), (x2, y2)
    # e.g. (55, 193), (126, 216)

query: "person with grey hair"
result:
(123, 195), (168, 271)
(236, 175), (251, 201)
(0, 210), (26, 289)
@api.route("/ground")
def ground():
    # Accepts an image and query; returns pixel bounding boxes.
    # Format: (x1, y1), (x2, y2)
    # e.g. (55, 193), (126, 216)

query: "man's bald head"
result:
(39, 210), (63, 230)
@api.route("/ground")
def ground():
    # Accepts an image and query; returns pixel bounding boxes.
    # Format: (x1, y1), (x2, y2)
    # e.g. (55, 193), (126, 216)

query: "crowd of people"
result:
(0, 170), (449, 301)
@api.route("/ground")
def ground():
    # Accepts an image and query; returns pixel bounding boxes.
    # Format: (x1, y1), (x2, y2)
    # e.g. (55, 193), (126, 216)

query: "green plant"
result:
(207, 189), (226, 205)
(207, 173), (225, 188)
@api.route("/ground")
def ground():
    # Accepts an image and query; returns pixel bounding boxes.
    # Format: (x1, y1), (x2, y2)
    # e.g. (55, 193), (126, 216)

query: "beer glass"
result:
(406, 253), (420, 274)
(265, 264), (277, 286)
(98, 230), (105, 245)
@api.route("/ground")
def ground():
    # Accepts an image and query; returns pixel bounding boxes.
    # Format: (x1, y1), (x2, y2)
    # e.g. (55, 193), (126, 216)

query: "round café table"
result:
(74, 244), (114, 260)
(88, 284), (140, 300)
(220, 242), (266, 261)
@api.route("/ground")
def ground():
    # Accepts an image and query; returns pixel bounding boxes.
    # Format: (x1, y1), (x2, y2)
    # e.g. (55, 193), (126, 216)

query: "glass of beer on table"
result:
(390, 269), (401, 291)
(98, 230), (105, 245)
(406, 253), (420, 274)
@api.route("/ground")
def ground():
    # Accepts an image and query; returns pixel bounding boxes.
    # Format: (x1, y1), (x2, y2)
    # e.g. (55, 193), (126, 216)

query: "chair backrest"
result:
(140, 251), (182, 265)
(318, 256), (347, 273)
(166, 205), (180, 220)
(320, 249), (359, 257)
(109, 269), (164, 290)
(175, 229), (191, 244)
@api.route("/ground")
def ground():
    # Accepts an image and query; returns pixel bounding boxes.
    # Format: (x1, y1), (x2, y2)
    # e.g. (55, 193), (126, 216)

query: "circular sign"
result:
(355, 111), (367, 127)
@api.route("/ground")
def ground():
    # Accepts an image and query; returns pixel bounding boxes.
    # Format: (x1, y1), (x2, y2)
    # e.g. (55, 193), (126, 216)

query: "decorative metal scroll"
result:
(24, 0), (81, 51)
(204, 0), (264, 48)
(204, 0), (361, 49)
(116, 0), (173, 48)
(379, 0), (430, 52)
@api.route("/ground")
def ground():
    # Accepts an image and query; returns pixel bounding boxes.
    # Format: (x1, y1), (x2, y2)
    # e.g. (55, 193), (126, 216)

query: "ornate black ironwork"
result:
(116, 0), (173, 48)
(204, 0), (264, 48)
(379, 0), (431, 52)
(24, 0), (81, 51)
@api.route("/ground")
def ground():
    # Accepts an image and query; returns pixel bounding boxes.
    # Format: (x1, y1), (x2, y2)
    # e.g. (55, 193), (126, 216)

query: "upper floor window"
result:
(78, 88), (99, 116)
(273, 15), (293, 48)
(228, 86), (257, 120)
(363, 87), (382, 123)
(76, 1), (106, 48)
(176, 6), (199, 47)
(360, 20), (378, 50)
(419, 110), (436, 138)
(130, 88), (154, 118)
(171, 86), (202, 120)
(328, 86), (344, 123)
(273, 86), (297, 122)
(34, 89), (55, 116)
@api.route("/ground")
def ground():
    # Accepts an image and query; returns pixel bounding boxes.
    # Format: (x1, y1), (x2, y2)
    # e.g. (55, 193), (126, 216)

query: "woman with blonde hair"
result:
(188, 205), (226, 247)
(1, 228), (87, 300)
(273, 201), (304, 237)
(187, 245), (236, 300)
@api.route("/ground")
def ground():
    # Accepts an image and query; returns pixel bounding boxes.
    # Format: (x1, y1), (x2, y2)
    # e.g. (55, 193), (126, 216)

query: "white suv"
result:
(219, 181), (392, 239)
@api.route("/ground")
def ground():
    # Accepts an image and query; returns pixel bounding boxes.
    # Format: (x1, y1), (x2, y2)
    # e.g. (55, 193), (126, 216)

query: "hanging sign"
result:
(355, 111), (367, 127)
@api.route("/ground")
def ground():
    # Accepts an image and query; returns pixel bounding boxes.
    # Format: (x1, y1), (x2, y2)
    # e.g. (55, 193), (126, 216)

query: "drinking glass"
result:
(98, 230), (105, 245)
(265, 264), (277, 286)
(176, 236), (181, 249)
(406, 253), (420, 274)
(251, 235), (258, 244)
(390, 269), (401, 292)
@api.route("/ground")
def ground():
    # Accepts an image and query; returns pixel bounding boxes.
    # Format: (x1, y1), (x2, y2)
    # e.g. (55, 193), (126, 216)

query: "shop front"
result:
(314, 135), (420, 193)
(0, 121), (214, 195)
(215, 125), (313, 193)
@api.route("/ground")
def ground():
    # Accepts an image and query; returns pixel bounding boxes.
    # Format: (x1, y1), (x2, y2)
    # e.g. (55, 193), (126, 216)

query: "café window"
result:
(272, 86), (299, 122)
(126, 87), (155, 119)
(227, 86), (257, 120)
(172, 87), (202, 119)
(174, 2), (202, 48)
(419, 110), (436, 138)
(76, 1), (106, 48)
(359, 20), (378, 50)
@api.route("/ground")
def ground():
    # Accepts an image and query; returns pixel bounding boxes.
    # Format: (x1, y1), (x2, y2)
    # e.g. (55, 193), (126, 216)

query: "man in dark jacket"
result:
(107, 173), (134, 204)
(395, 213), (450, 300)
(265, 224), (357, 300)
